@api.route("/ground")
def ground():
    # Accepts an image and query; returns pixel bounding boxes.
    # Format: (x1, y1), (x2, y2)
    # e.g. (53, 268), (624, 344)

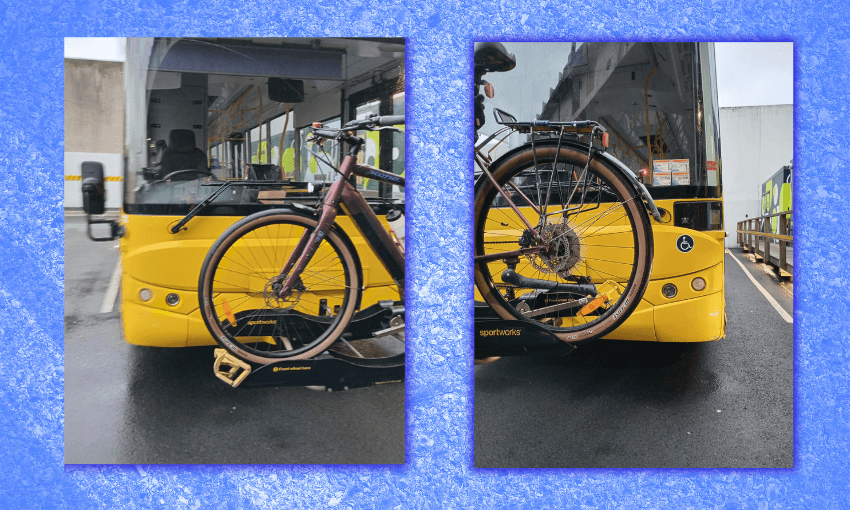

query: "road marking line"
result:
(100, 257), (122, 313)
(725, 249), (792, 324)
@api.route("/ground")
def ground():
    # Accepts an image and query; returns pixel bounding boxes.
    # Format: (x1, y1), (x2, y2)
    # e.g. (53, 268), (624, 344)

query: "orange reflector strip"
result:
(65, 175), (123, 181)
(601, 132), (609, 148)
(578, 295), (606, 316)
(312, 122), (323, 128)
(484, 82), (494, 98)
(222, 300), (237, 327)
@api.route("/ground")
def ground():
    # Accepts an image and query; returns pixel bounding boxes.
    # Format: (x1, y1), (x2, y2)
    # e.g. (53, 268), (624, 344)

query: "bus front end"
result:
(115, 37), (405, 347)
(476, 41), (726, 343)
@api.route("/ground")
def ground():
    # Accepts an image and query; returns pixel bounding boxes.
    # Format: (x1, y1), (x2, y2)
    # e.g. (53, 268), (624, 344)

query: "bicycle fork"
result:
(275, 158), (353, 299)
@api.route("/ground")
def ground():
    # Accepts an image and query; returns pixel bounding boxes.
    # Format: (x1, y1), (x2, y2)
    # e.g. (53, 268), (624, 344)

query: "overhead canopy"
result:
(151, 39), (345, 80)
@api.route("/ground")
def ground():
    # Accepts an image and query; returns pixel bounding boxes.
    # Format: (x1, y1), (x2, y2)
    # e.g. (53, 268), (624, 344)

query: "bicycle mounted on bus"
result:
(197, 114), (406, 366)
(473, 42), (662, 345)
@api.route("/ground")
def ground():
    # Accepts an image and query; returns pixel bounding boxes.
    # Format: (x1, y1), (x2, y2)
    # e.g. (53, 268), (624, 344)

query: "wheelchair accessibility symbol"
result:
(677, 234), (694, 253)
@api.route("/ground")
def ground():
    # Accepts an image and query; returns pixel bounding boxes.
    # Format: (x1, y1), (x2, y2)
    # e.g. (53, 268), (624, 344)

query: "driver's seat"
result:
(160, 129), (208, 179)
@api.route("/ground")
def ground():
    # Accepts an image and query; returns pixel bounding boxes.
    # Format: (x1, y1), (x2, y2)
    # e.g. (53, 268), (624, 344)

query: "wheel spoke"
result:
(199, 214), (363, 363)
(475, 145), (651, 342)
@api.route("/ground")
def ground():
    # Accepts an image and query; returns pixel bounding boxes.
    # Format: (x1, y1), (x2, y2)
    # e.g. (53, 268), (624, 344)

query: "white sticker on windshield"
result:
(653, 160), (671, 186)
(671, 159), (690, 185)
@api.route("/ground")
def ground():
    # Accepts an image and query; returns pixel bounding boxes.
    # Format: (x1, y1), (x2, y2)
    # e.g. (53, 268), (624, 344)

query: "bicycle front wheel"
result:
(474, 144), (653, 343)
(198, 210), (361, 364)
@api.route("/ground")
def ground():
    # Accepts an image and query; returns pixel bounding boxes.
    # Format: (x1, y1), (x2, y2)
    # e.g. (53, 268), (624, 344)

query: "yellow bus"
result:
(475, 42), (725, 343)
(79, 37), (406, 347)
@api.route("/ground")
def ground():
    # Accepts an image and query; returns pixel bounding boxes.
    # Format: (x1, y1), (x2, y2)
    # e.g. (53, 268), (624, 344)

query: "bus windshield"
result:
(124, 38), (406, 215)
(478, 42), (721, 200)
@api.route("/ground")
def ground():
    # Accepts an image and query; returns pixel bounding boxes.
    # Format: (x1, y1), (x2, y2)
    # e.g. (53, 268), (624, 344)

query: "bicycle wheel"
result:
(198, 210), (361, 364)
(474, 143), (653, 343)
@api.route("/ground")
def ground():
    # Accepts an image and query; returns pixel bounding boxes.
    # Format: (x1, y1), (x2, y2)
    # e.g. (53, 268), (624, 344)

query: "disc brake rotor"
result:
(263, 276), (302, 310)
(526, 222), (583, 274)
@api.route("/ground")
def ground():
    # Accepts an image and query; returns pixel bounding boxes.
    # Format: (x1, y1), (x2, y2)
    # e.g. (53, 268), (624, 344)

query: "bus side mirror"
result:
(80, 161), (122, 242)
(81, 161), (106, 215)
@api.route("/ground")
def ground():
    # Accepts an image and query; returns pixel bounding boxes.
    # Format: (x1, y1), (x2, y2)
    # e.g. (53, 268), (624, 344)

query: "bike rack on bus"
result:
(213, 300), (405, 391)
(474, 303), (576, 359)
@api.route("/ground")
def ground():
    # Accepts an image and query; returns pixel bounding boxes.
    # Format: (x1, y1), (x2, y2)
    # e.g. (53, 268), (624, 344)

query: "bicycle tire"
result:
(198, 210), (361, 364)
(474, 143), (653, 343)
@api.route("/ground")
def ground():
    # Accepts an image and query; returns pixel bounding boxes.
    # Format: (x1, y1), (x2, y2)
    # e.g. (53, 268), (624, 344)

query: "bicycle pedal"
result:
(577, 280), (622, 316)
(213, 348), (252, 388)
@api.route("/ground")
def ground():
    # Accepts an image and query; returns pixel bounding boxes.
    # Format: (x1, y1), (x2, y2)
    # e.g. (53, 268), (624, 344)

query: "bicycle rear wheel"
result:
(198, 210), (361, 364)
(474, 144), (653, 343)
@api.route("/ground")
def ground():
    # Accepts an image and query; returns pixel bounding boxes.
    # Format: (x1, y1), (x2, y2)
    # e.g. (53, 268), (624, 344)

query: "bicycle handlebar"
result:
(376, 115), (405, 127)
(341, 114), (405, 131)
(312, 115), (405, 142)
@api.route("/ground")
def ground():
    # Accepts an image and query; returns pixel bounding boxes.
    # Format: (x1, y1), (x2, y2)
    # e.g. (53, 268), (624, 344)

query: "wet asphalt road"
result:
(67, 212), (792, 468)
(64, 216), (404, 465)
(475, 247), (794, 469)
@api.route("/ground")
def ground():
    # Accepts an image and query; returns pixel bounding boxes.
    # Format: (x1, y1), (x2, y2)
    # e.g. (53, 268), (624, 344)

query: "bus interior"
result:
(124, 37), (406, 217)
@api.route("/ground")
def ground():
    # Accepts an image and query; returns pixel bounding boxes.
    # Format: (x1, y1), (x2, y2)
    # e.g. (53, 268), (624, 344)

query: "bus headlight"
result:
(691, 277), (707, 291)
(139, 288), (153, 302)
(661, 283), (678, 299)
(165, 293), (180, 306)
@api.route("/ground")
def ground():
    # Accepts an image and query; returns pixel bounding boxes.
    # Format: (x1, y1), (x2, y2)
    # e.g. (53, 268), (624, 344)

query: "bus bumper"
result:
(653, 290), (725, 342)
(123, 300), (191, 347)
(604, 260), (726, 342)
(603, 290), (725, 343)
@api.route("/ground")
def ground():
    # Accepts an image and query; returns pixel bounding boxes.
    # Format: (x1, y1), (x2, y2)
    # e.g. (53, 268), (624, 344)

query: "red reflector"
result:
(601, 132), (609, 147)
(484, 82), (494, 98)
(640, 168), (649, 177)
(312, 122), (323, 128)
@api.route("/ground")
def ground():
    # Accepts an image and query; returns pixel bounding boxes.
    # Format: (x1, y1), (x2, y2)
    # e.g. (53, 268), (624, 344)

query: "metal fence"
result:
(736, 210), (793, 277)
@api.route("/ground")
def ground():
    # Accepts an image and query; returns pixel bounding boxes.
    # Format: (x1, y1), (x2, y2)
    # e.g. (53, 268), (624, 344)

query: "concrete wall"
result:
(719, 105), (793, 247)
(64, 59), (124, 209)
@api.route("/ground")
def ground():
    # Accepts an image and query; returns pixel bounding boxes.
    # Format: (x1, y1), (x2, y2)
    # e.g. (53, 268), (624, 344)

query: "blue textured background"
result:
(0, 1), (843, 507)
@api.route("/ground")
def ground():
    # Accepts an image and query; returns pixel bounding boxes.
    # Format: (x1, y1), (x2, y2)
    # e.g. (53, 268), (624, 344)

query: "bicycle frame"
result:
(278, 149), (406, 300)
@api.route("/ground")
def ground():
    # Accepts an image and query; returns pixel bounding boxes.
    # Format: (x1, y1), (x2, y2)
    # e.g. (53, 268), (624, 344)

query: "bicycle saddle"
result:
(474, 42), (517, 73)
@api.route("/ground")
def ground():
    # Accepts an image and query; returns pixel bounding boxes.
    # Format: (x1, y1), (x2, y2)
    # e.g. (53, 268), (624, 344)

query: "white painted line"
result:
(726, 249), (792, 324)
(100, 257), (122, 313)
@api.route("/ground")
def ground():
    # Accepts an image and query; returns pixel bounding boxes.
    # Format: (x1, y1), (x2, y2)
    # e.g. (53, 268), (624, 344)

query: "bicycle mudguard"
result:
(596, 151), (663, 223)
(476, 139), (662, 223)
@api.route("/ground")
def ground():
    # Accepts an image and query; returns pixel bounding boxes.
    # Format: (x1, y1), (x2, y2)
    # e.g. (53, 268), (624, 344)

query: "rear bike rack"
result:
(213, 301), (405, 391)
(474, 302), (576, 359)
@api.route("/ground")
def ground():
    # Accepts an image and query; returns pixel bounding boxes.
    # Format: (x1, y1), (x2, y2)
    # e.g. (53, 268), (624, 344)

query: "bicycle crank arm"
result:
(501, 269), (597, 296)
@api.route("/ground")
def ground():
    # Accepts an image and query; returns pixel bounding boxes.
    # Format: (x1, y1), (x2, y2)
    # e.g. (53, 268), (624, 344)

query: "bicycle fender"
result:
(477, 139), (662, 223)
(596, 151), (663, 223)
